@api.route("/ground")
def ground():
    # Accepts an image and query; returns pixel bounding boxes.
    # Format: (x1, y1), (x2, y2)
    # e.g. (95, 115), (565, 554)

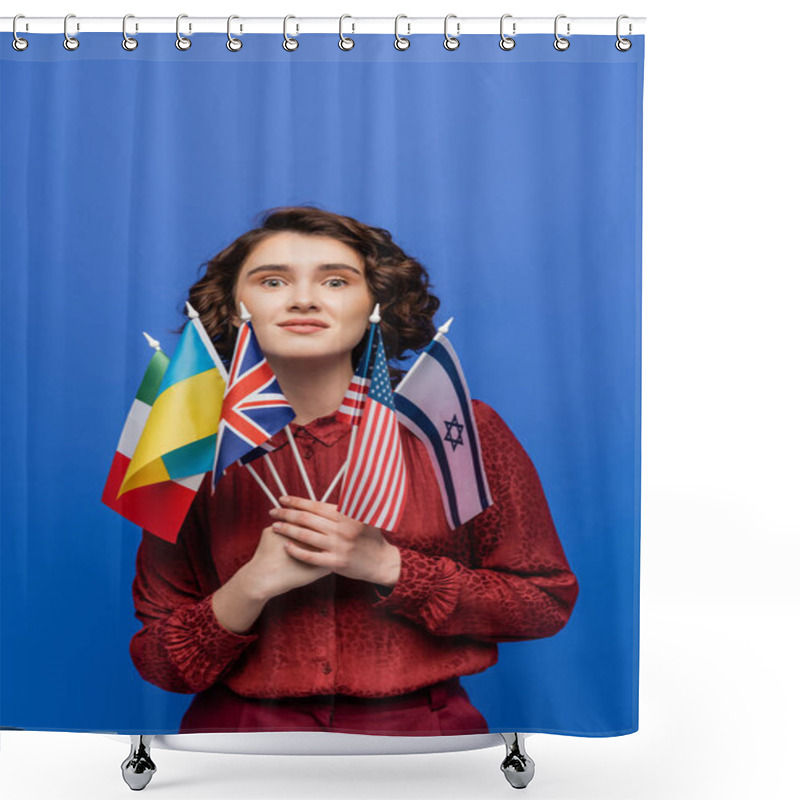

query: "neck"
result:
(269, 355), (353, 426)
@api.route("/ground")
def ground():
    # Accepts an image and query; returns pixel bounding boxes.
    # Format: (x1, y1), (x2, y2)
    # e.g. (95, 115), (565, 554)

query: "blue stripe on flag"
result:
(427, 340), (491, 510)
(394, 393), (462, 528)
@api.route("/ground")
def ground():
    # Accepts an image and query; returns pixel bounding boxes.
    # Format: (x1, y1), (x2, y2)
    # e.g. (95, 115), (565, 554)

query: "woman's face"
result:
(233, 231), (374, 368)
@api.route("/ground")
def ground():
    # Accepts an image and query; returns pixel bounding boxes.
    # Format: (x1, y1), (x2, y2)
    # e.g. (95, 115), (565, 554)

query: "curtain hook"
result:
(443, 13), (460, 51)
(176, 14), (191, 50)
(616, 15), (632, 51)
(394, 14), (410, 51)
(283, 15), (299, 51)
(339, 14), (355, 50)
(122, 15), (138, 51)
(499, 14), (516, 51)
(227, 15), (243, 51)
(553, 14), (570, 51)
(12, 14), (29, 51)
(63, 13), (80, 51)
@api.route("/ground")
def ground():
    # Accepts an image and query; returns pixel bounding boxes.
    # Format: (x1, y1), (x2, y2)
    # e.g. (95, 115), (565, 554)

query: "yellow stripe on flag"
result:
(120, 367), (225, 494)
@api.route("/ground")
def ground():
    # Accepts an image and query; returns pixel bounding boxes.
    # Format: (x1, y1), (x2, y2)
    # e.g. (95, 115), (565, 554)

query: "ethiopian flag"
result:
(101, 344), (205, 543)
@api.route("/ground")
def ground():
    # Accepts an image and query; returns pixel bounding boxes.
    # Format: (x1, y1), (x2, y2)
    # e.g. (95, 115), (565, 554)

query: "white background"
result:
(2, 1), (798, 798)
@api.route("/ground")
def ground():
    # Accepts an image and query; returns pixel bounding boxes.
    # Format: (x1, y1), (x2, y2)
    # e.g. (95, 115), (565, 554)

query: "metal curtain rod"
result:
(1, 16), (646, 35)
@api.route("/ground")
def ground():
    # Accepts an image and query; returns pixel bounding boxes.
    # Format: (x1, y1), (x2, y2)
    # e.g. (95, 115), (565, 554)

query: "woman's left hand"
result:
(268, 496), (402, 588)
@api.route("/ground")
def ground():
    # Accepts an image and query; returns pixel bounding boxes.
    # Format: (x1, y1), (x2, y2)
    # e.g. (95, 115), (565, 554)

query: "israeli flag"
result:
(394, 323), (493, 529)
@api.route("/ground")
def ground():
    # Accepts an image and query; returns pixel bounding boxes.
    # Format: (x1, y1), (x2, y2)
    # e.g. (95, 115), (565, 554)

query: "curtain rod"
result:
(1, 16), (646, 36)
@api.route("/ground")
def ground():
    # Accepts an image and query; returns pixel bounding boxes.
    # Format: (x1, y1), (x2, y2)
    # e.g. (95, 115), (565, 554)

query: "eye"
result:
(325, 277), (348, 288)
(260, 277), (284, 288)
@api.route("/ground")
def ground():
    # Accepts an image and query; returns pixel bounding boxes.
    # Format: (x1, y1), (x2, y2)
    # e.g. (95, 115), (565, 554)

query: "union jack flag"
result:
(337, 325), (408, 532)
(212, 320), (295, 491)
(336, 325), (378, 426)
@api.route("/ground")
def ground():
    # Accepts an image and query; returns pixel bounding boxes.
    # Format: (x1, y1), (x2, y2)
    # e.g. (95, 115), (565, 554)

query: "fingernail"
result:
(279, 496), (290, 503)
(268, 508), (278, 515)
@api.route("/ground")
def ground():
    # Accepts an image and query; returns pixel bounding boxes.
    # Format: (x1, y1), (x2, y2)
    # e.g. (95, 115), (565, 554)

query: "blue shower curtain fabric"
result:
(0, 32), (644, 737)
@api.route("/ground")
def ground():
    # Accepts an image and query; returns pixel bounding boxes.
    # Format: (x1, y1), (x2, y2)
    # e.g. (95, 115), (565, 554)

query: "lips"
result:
(278, 319), (329, 328)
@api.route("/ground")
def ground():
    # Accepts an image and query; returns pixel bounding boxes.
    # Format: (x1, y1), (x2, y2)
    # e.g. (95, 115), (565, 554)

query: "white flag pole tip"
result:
(185, 301), (199, 319)
(238, 301), (252, 322)
(438, 317), (454, 335)
(369, 303), (381, 324)
(142, 331), (161, 350)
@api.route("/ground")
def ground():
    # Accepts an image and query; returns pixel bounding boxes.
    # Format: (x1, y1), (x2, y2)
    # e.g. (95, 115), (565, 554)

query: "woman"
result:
(129, 206), (579, 736)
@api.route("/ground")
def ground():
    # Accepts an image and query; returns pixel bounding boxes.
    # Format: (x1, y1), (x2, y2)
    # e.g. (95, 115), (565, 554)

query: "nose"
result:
(287, 281), (321, 312)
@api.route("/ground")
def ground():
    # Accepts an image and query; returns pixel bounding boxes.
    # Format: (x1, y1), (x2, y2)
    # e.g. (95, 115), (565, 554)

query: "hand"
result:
(268, 495), (402, 588)
(243, 524), (332, 600)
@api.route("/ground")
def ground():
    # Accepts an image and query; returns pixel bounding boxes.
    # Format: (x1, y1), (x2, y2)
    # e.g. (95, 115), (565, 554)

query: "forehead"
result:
(242, 231), (364, 270)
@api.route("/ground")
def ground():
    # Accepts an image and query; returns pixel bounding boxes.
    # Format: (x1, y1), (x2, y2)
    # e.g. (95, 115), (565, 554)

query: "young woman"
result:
(129, 206), (578, 736)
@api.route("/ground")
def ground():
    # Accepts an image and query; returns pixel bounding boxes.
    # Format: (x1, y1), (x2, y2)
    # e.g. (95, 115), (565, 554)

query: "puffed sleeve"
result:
(129, 478), (259, 694)
(372, 399), (578, 642)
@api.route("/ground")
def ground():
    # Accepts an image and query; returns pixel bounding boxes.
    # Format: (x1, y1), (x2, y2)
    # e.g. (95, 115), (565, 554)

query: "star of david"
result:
(443, 414), (465, 452)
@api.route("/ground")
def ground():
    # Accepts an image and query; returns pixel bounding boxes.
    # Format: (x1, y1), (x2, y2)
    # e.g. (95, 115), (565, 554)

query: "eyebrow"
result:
(245, 263), (363, 278)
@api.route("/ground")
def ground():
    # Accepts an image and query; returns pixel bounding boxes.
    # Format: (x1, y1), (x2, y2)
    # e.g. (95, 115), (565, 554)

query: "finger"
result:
(284, 540), (330, 567)
(273, 522), (330, 552)
(279, 495), (341, 522)
(271, 506), (338, 535)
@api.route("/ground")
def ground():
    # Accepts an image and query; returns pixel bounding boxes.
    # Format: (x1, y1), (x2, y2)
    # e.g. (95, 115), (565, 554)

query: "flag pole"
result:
(330, 303), (381, 505)
(284, 424), (317, 501)
(244, 463), (280, 507)
(394, 316), (454, 394)
(142, 331), (162, 352)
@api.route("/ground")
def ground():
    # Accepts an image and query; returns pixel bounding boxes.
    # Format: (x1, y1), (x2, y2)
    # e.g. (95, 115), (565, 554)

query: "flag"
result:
(118, 314), (226, 496)
(101, 346), (205, 544)
(212, 319), (295, 491)
(336, 324), (378, 426)
(394, 331), (492, 529)
(337, 326), (408, 532)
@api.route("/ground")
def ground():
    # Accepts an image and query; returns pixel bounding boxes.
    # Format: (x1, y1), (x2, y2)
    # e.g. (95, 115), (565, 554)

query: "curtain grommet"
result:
(553, 14), (570, 51)
(394, 15), (410, 50)
(122, 14), (138, 51)
(12, 15), (29, 51)
(443, 14), (460, 51)
(175, 14), (191, 51)
(499, 14), (516, 51)
(615, 15), (632, 51)
(227, 15), (243, 51)
(283, 15), (299, 51)
(339, 15), (355, 51)
(63, 13), (80, 51)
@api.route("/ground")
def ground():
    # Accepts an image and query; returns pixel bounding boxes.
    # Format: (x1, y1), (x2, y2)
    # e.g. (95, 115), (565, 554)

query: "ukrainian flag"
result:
(119, 317), (226, 495)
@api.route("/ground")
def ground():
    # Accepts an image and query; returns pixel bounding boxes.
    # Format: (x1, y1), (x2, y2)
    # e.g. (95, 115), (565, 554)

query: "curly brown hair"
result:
(173, 206), (440, 388)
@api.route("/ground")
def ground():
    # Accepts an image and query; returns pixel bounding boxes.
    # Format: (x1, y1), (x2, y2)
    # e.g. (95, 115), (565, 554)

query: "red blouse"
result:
(129, 399), (578, 699)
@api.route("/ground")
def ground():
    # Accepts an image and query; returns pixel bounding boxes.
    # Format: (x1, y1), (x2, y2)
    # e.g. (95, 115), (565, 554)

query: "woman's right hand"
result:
(242, 524), (333, 601)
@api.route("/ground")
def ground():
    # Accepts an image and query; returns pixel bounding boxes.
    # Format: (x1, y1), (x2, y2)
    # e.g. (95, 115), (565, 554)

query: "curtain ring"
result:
(553, 14), (570, 51)
(339, 15), (355, 50)
(122, 15), (138, 51)
(176, 14), (191, 50)
(443, 14), (460, 51)
(499, 14), (515, 51)
(283, 15), (299, 51)
(227, 15), (243, 51)
(12, 15), (29, 51)
(394, 15), (410, 50)
(63, 13), (80, 51)
(615, 15), (632, 51)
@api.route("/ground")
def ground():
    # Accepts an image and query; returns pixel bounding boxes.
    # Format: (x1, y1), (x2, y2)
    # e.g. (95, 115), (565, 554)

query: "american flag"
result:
(337, 326), (408, 532)
(212, 320), (295, 491)
(336, 325), (378, 426)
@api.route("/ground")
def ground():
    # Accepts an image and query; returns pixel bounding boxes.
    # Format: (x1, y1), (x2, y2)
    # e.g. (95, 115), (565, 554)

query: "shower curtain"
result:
(0, 28), (644, 738)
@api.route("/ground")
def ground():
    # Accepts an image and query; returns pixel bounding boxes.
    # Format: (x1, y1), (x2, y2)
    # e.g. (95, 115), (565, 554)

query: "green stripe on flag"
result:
(135, 350), (170, 406)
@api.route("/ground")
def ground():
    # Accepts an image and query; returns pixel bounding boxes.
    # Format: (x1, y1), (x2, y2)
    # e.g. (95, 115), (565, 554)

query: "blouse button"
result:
(303, 449), (313, 459)
(321, 662), (332, 674)
(318, 607), (329, 617)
